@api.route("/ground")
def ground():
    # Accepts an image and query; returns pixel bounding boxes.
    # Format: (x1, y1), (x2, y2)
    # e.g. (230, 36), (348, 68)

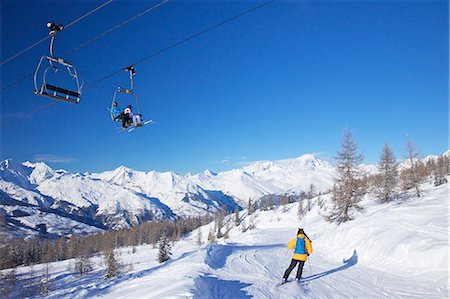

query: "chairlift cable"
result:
(0, 0), (114, 67)
(88, 0), (275, 88)
(64, 0), (114, 30)
(63, 0), (169, 57)
(1, 0), (168, 91)
(3, 0), (275, 127)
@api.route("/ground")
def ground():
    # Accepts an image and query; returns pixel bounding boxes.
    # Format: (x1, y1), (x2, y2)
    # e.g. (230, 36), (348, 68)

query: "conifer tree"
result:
(215, 206), (226, 239)
(197, 229), (203, 246)
(433, 155), (448, 186)
(281, 195), (289, 213)
(104, 250), (119, 278)
(234, 207), (240, 226)
(328, 131), (365, 223)
(157, 234), (172, 263)
(74, 255), (93, 276)
(247, 199), (254, 215)
(297, 197), (305, 221)
(39, 263), (50, 296)
(375, 144), (398, 203)
(400, 140), (425, 197)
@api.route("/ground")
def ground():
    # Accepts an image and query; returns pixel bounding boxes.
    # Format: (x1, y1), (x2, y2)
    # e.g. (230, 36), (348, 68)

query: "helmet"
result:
(113, 101), (118, 106)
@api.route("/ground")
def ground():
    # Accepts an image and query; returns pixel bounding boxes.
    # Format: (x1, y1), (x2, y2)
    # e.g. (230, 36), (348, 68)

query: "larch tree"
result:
(307, 184), (316, 211)
(104, 249), (119, 278)
(375, 144), (398, 203)
(400, 140), (424, 197)
(433, 155), (448, 186)
(328, 131), (365, 224)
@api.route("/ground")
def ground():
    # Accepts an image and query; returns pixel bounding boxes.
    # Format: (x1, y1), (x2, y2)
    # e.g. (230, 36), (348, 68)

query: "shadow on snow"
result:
(193, 275), (252, 299)
(302, 249), (358, 282)
(49, 251), (196, 298)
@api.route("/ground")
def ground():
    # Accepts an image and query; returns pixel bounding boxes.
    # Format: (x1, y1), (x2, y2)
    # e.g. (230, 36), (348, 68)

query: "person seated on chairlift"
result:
(111, 101), (129, 129)
(111, 101), (122, 121)
(124, 105), (142, 127)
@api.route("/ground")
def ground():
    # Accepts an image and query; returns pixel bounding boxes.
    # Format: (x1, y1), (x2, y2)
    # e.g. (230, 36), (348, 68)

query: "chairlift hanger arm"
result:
(47, 22), (63, 57)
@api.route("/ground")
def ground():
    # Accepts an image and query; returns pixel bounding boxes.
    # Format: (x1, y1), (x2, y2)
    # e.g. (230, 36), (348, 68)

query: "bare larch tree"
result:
(375, 143), (398, 203)
(328, 131), (365, 223)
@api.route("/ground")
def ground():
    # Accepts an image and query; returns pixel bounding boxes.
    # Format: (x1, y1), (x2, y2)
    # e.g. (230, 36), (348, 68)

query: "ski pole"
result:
(308, 256), (312, 275)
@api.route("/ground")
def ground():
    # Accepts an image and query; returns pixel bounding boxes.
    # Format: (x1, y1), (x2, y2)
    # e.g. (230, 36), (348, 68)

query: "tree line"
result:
(328, 131), (448, 224)
(0, 215), (210, 270)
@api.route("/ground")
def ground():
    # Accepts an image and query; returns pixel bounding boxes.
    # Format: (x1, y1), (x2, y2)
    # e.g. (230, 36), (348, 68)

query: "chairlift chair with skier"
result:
(109, 66), (154, 132)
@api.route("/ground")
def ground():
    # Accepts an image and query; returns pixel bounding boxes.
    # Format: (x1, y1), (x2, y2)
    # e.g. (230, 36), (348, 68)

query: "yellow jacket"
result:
(287, 234), (313, 261)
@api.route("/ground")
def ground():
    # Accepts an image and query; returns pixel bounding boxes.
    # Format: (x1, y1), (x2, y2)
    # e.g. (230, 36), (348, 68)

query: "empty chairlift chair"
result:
(33, 22), (82, 104)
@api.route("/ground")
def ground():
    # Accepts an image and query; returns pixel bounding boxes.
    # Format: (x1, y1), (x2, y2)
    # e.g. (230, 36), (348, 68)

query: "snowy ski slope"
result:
(4, 180), (448, 298)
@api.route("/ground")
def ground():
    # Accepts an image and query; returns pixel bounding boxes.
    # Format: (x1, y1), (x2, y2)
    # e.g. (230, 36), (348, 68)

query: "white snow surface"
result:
(4, 181), (448, 298)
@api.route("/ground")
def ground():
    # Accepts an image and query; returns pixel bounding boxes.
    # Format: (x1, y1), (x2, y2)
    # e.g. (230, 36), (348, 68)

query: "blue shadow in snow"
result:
(50, 251), (196, 298)
(302, 250), (358, 282)
(205, 243), (284, 270)
(193, 275), (252, 299)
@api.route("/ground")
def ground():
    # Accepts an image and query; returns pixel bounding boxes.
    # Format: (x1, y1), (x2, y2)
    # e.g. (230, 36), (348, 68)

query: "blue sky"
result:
(1, 0), (448, 174)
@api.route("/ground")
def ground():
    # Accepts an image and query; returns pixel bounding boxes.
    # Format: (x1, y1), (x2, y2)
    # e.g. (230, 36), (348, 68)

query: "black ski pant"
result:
(283, 259), (305, 279)
(118, 113), (130, 128)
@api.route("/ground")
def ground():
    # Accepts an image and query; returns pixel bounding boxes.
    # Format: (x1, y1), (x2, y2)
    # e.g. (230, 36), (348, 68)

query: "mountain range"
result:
(0, 151), (447, 240)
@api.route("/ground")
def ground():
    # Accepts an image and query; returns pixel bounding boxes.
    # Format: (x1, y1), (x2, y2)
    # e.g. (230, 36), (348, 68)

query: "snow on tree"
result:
(374, 144), (398, 203)
(157, 233), (172, 263)
(327, 130), (365, 224)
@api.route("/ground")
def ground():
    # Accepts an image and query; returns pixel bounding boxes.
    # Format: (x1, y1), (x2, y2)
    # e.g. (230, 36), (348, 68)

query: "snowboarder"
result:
(282, 228), (313, 283)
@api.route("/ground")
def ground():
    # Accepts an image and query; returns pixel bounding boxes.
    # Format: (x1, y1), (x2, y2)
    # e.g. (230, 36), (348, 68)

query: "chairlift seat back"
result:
(118, 87), (134, 95)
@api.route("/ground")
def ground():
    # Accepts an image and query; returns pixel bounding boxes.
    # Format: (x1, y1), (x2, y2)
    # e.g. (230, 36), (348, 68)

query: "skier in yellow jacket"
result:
(282, 228), (313, 283)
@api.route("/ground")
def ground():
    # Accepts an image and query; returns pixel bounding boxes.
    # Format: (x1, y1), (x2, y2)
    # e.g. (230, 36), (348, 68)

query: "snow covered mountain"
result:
(1, 154), (336, 239)
(0, 160), (176, 238)
(1, 151), (447, 239)
(91, 154), (336, 208)
(188, 154), (336, 203)
(90, 167), (238, 217)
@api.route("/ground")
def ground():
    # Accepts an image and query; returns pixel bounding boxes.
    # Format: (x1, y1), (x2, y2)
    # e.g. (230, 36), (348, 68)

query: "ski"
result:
(117, 119), (155, 133)
(277, 279), (308, 286)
